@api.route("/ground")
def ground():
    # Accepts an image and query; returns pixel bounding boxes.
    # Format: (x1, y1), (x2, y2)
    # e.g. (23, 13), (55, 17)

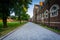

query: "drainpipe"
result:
(48, 11), (50, 26)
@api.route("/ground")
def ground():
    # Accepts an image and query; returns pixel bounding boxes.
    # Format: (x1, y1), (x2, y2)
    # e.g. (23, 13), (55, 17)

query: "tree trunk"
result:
(18, 16), (21, 23)
(2, 14), (7, 28)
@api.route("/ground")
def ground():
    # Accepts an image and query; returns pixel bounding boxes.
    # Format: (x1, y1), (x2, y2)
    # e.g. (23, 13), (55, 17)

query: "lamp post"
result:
(39, 2), (44, 24)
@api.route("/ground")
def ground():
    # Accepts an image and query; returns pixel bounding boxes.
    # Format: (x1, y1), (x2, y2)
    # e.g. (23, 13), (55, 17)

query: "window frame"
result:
(50, 4), (59, 17)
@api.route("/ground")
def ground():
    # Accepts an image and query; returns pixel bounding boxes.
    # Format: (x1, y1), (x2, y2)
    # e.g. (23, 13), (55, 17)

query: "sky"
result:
(27, 0), (45, 18)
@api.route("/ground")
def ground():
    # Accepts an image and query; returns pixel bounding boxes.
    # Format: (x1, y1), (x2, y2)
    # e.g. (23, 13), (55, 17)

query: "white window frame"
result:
(50, 4), (59, 17)
(44, 10), (48, 18)
(50, 11), (58, 17)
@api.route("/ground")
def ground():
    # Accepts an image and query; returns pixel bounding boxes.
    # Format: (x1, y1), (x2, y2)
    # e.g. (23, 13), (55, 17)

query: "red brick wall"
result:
(49, 9), (60, 29)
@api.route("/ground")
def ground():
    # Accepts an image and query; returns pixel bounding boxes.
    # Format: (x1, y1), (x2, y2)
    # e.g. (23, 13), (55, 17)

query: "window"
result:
(46, 14), (48, 18)
(51, 11), (58, 17)
(40, 14), (42, 18)
(44, 10), (48, 18)
(50, 4), (59, 17)
(52, 6), (57, 10)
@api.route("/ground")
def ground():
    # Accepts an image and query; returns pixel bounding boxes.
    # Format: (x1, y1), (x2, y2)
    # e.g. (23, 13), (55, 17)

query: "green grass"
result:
(0, 22), (3, 28)
(0, 21), (27, 37)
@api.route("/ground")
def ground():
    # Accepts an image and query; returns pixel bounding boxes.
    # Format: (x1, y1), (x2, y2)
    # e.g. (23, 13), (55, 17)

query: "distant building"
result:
(33, 5), (40, 23)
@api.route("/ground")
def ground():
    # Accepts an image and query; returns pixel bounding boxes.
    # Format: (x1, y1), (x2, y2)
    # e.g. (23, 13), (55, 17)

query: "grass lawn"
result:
(39, 24), (60, 34)
(0, 21), (27, 37)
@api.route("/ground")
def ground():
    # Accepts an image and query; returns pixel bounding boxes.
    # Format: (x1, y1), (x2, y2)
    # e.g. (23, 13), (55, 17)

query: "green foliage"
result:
(0, 0), (32, 27)
(14, 0), (32, 21)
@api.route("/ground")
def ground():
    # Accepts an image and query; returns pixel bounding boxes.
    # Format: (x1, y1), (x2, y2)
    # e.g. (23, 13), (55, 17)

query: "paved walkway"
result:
(1, 22), (60, 40)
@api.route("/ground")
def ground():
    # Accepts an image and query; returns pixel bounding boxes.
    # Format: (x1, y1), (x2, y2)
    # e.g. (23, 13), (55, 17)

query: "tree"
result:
(0, 0), (10, 27)
(0, 0), (18, 27)
(0, 0), (32, 28)
(14, 0), (32, 23)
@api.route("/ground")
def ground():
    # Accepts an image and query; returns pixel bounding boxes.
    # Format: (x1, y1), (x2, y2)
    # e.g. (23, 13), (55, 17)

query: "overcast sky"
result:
(27, 0), (45, 18)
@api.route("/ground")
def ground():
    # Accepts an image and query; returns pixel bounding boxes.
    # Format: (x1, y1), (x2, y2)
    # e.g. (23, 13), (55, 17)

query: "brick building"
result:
(33, 0), (60, 29)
